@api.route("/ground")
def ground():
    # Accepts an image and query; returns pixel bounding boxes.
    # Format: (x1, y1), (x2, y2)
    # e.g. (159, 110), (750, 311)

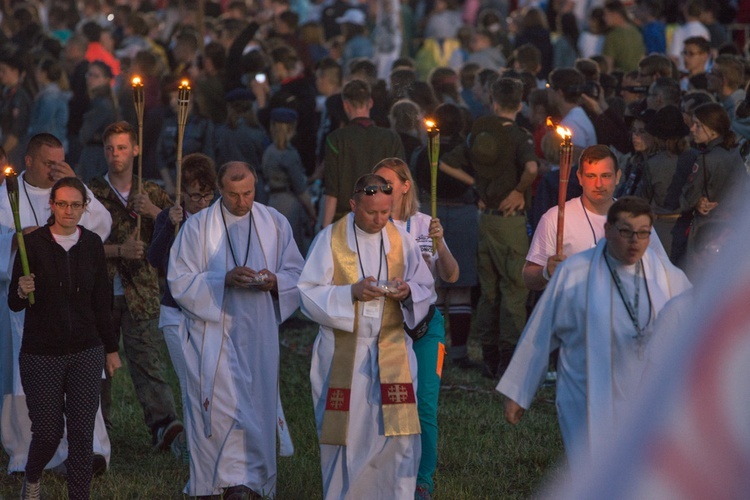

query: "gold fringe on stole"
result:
(320, 218), (420, 446)
(379, 223), (420, 437)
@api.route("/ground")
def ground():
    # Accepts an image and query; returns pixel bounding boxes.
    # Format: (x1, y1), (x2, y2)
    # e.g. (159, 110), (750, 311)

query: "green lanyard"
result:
(603, 246), (653, 354)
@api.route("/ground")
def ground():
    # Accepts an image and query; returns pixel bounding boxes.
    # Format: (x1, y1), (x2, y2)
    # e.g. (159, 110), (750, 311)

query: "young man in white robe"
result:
(0, 133), (113, 474)
(168, 161), (304, 499)
(497, 196), (691, 473)
(298, 173), (436, 499)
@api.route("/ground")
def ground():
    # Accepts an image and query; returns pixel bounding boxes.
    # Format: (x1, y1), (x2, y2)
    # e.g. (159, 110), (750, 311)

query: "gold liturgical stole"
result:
(320, 218), (421, 445)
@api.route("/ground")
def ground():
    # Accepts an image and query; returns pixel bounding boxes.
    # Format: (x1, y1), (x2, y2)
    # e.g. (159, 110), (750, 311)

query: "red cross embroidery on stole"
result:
(380, 383), (416, 405)
(325, 388), (351, 411)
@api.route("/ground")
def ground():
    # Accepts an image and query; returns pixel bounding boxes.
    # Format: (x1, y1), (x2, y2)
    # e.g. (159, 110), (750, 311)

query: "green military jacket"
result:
(88, 176), (173, 321)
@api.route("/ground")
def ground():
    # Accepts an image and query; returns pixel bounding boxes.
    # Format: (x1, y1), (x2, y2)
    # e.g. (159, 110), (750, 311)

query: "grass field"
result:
(0, 313), (564, 499)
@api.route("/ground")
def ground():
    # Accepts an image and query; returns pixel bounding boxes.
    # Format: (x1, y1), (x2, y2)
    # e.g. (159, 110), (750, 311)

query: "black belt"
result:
(480, 208), (525, 217)
(404, 304), (436, 342)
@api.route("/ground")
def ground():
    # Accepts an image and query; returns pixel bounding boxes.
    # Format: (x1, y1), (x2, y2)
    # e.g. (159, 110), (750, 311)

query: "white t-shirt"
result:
(52, 229), (81, 252)
(561, 106), (597, 148)
(527, 196), (605, 266)
(391, 212), (446, 272)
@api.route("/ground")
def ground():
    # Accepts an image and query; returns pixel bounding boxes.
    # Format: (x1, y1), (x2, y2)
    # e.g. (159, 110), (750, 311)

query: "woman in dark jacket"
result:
(10, 177), (121, 500)
(680, 102), (748, 270)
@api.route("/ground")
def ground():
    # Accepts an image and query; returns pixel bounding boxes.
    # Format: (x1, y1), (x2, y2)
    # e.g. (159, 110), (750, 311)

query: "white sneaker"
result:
(20, 478), (41, 500)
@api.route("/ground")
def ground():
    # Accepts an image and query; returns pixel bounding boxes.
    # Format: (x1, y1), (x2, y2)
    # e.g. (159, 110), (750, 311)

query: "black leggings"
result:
(20, 345), (104, 500)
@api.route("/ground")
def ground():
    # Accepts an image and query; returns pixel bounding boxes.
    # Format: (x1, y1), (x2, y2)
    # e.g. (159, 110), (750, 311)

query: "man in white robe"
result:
(298, 174), (436, 499)
(497, 196), (691, 473)
(168, 161), (303, 498)
(0, 133), (113, 473)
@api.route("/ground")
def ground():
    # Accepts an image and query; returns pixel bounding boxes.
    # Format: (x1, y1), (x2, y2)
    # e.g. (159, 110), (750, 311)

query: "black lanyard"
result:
(21, 177), (39, 226)
(220, 204), (252, 268)
(580, 197), (597, 246)
(352, 219), (387, 281)
(604, 246), (653, 347)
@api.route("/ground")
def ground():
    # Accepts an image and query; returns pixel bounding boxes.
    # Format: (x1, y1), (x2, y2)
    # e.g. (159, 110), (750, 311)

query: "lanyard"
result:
(604, 246), (653, 352)
(220, 203), (252, 268)
(21, 177), (40, 227)
(353, 219), (386, 281)
(580, 197), (597, 246)
(388, 216), (410, 234)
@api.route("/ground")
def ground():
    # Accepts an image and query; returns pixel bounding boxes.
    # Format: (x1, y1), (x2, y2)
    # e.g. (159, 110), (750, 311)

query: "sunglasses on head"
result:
(354, 184), (393, 196)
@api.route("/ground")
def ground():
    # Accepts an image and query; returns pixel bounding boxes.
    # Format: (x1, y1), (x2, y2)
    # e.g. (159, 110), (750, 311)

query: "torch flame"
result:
(556, 125), (572, 139)
(424, 119), (435, 129)
(4, 166), (14, 176)
(132, 76), (141, 86)
(180, 80), (190, 89)
(546, 117), (554, 128)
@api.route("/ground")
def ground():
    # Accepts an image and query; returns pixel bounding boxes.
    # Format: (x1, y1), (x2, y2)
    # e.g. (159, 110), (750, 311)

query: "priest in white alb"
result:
(298, 174), (436, 499)
(497, 197), (691, 472)
(168, 161), (303, 499)
(0, 133), (113, 473)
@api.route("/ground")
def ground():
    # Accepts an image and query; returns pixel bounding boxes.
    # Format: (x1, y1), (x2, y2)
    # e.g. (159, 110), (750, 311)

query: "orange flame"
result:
(556, 125), (572, 139)
(180, 80), (190, 89)
(4, 166), (14, 176)
(132, 76), (141, 86)
(424, 119), (435, 129)
(546, 117), (554, 128)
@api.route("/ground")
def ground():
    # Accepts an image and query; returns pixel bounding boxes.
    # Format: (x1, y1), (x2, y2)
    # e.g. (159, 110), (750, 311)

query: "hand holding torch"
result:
(4, 167), (34, 304)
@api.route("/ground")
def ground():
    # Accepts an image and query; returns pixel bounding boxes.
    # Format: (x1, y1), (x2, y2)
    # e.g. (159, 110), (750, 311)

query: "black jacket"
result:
(8, 225), (117, 356)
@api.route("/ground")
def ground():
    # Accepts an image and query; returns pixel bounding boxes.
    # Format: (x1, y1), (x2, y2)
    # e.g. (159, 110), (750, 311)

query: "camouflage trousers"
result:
(101, 296), (178, 433)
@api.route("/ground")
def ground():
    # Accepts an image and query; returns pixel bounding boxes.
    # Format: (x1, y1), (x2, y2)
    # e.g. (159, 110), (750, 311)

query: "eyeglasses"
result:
(186, 191), (215, 202)
(54, 201), (86, 210)
(616, 226), (651, 240)
(354, 184), (393, 196)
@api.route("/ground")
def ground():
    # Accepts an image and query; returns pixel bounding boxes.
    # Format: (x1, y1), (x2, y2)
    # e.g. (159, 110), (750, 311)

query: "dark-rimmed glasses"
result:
(616, 226), (651, 240)
(354, 184), (393, 196)
(53, 201), (86, 210)
(186, 191), (215, 202)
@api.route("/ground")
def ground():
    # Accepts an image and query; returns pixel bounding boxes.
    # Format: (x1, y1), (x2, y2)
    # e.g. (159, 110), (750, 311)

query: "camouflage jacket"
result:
(88, 176), (173, 320)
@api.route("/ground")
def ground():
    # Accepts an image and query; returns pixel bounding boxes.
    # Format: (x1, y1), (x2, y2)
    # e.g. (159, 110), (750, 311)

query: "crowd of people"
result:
(1, 0), (750, 498)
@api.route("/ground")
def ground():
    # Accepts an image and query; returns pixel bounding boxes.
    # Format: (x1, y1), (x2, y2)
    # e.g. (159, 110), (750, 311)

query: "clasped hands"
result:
(351, 276), (411, 302)
(225, 266), (277, 292)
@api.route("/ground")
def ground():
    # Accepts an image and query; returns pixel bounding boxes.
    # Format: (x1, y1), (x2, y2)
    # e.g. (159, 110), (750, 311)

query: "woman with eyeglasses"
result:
(9, 177), (121, 500)
(680, 102), (747, 271)
(373, 157), (459, 499)
(147, 154), (217, 462)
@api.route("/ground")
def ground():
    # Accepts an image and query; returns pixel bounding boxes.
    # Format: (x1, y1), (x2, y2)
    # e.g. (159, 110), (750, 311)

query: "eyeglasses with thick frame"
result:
(616, 226), (651, 240)
(353, 184), (393, 196)
(186, 191), (215, 202)
(53, 201), (86, 210)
